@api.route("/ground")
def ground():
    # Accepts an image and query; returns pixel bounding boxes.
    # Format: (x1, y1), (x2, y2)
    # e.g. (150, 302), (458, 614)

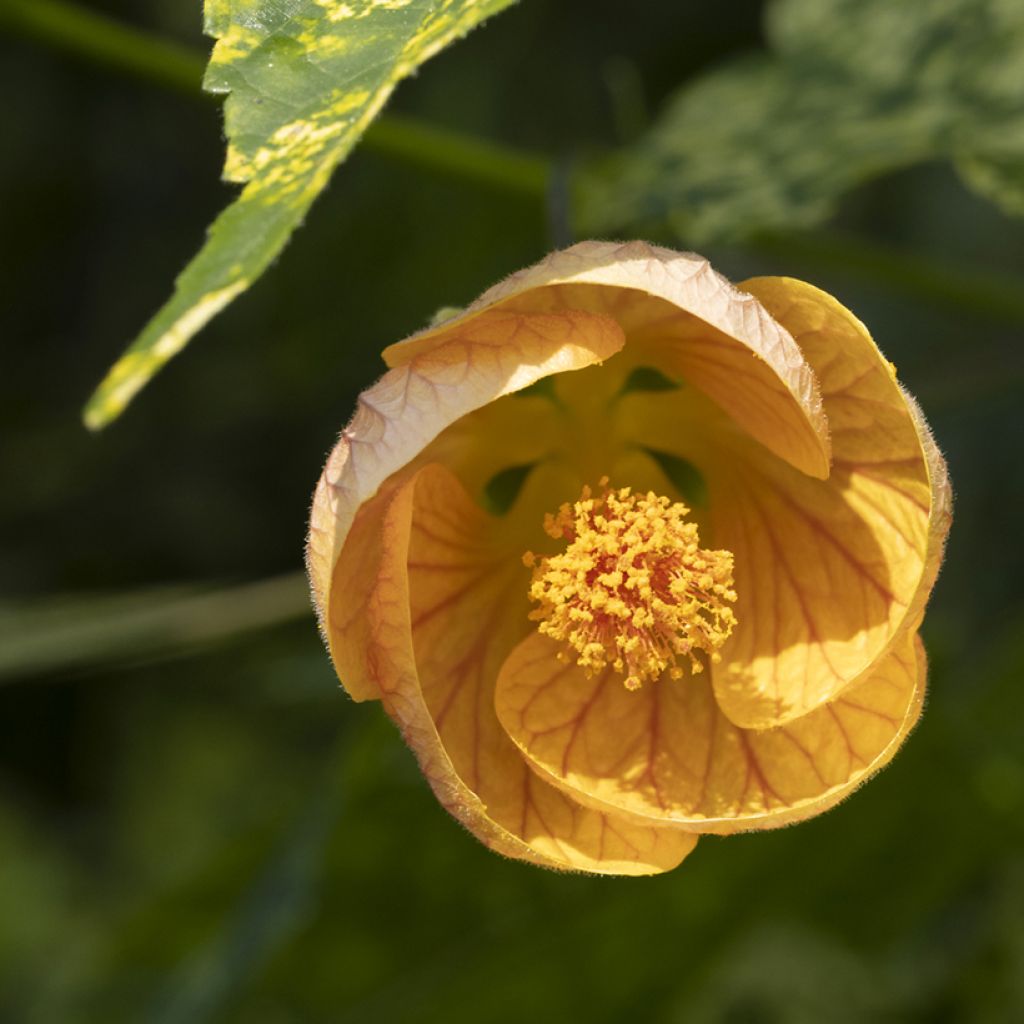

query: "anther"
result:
(524, 479), (737, 689)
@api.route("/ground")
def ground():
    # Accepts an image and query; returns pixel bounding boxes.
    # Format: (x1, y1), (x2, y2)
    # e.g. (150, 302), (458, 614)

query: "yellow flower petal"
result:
(308, 242), (951, 875)
(495, 628), (924, 832)
(412, 390), (559, 506)
(620, 278), (949, 729)
(704, 278), (950, 728)
(307, 307), (625, 698)
(330, 462), (696, 874)
(386, 241), (831, 479)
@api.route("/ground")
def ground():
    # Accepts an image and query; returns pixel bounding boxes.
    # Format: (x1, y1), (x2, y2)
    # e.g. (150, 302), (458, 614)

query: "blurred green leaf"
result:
(0, 805), (88, 1022)
(83, 0), (517, 430)
(0, 574), (309, 681)
(146, 752), (343, 1024)
(577, 0), (1024, 243)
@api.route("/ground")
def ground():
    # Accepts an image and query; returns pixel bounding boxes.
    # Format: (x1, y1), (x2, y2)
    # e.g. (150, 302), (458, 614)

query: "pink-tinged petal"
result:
(331, 462), (696, 874)
(701, 278), (950, 728)
(496, 629), (924, 833)
(899, 389), (954, 628)
(306, 308), (625, 698)
(386, 241), (830, 479)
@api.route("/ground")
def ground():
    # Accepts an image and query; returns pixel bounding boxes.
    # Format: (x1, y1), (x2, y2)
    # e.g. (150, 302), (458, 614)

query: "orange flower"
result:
(307, 241), (951, 876)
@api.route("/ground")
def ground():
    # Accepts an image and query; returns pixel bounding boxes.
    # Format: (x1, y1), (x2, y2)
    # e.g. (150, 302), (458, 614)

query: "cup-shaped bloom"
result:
(307, 241), (951, 876)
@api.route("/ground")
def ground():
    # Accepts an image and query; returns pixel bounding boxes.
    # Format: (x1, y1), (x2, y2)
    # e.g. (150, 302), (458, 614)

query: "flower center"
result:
(524, 479), (738, 690)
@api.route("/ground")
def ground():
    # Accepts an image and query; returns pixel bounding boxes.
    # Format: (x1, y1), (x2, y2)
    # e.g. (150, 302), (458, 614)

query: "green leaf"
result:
(83, 0), (517, 430)
(576, 0), (1024, 244)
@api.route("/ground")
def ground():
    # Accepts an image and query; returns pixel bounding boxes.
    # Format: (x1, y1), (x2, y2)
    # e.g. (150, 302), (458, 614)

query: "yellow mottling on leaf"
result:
(85, 281), (247, 431)
(313, 0), (356, 20)
(237, 97), (373, 203)
(314, 0), (413, 20)
(209, 24), (263, 66)
(84, 0), (519, 428)
(307, 33), (354, 57)
(223, 145), (249, 182)
(330, 88), (373, 117)
(149, 282), (248, 360)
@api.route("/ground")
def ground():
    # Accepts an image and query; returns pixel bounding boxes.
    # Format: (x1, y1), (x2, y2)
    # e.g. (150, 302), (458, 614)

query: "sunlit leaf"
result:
(83, 0), (517, 430)
(576, 0), (1024, 243)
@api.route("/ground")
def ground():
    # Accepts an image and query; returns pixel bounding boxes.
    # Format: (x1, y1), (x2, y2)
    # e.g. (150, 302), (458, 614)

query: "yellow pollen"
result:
(524, 478), (738, 690)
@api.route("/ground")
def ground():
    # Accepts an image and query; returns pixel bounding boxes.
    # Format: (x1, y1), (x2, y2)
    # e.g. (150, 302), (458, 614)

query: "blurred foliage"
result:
(1, 0), (1022, 1022)
(578, 0), (1024, 243)
(0, 574), (308, 681)
(83, 0), (520, 429)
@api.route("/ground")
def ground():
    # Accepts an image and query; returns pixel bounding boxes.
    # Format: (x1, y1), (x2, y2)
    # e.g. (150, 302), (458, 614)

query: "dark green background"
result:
(2, 2), (1022, 1021)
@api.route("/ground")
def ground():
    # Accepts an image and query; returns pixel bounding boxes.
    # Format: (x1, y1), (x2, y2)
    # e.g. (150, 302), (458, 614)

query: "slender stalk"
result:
(0, 0), (204, 98)
(0, 573), (311, 682)
(366, 113), (549, 198)
(5, 0), (1024, 321)
(0, 0), (551, 197)
(751, 229), (1024, 326)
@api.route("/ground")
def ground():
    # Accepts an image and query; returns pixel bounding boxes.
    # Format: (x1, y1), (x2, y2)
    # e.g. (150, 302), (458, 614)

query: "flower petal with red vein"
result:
(897, 388), (954, 630)
(307, 243), (950, 874)
(332, 461), (696, 874)
(495, 629), (924, 833)
(307, 308), (625, 693)
(385, 241), (830, 479)
(698, 277), (948, 728)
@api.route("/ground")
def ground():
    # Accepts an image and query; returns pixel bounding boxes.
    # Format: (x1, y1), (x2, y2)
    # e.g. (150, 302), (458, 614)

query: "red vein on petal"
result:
(831, 462), (931, 515)
(753, 477), (898, 606)
(835, 474), (926, 556)
(409, 563), (506, 630)
(739, 484), (838, 704)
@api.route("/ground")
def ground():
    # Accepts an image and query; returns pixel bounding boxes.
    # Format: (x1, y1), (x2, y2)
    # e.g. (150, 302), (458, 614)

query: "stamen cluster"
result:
(524, 480), (738, 690)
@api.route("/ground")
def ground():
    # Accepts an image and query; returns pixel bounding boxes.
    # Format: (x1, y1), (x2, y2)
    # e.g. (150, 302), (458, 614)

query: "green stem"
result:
(0, 573), (311, 682)
(5, 0), (1024, 322)
(0, 0), (551, 197)
(0, 0), (204, 98)
(750, 229), (1024, 326)
(366, 112), (549, 198)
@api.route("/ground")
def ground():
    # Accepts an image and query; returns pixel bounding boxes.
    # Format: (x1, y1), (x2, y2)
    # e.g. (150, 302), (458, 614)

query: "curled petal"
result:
(617, 281), (949, 730)
(386, 241), (830, 479)
(899, 388), (953, 629)
(331, 462), (696, 874)
(307, 243), (950, 873)
(307, 308), (626, 696)
(712, 278), (948, 728)
(495, 629), (925, 833)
